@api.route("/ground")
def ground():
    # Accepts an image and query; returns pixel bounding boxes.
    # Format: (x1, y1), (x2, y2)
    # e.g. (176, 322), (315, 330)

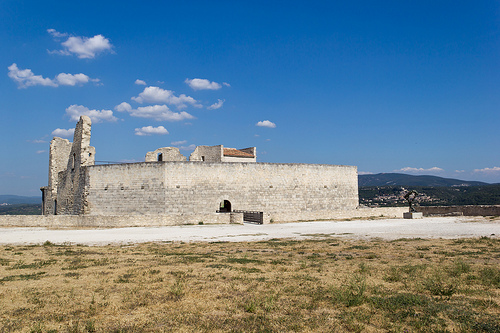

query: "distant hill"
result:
(358, 173), (488, 187)
(0, 195), (41, 205)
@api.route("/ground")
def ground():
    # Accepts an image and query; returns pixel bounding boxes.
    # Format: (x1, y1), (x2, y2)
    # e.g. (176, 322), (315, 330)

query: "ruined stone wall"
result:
(189, 145), (223, 162)
(145, 147), (186, 162)
(55, 116), (95, 215)
(84, 162), (358, 220)
(42, 137), (72, 214)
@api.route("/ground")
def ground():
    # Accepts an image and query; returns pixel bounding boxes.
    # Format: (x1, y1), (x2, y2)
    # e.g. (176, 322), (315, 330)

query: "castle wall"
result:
(84, 161), (359, 220)
(86, 162), (167, 215)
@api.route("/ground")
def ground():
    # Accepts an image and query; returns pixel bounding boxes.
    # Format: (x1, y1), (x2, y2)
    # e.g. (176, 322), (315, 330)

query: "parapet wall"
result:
(0, 207), (407, 228)
(0, 213), (238, 228)
(419, 205), (500, 216)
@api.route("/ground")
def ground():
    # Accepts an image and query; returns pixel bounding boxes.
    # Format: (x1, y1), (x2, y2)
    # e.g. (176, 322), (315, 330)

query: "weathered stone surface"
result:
(403, 212), (423, 219)
(145, 147), (186, 162)
(41, 116), (363, 225)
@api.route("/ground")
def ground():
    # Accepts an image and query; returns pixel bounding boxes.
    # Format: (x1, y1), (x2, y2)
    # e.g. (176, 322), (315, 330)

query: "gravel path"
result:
(0, 216), (498, 246)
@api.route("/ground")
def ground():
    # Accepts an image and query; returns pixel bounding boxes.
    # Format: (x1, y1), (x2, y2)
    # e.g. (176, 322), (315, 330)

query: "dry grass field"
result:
(0, 236), (499, 332)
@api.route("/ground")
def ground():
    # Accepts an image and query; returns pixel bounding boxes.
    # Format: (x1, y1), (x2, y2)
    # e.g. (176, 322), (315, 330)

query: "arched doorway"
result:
(218, 200), (232, 213)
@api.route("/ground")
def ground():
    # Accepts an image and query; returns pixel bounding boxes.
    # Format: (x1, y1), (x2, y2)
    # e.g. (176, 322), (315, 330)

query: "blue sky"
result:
(1, 0), (499, 196)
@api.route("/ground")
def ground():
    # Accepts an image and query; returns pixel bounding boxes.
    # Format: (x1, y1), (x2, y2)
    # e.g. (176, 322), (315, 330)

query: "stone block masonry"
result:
(40, 115), (363, 226)
(84, 161), (359, 221)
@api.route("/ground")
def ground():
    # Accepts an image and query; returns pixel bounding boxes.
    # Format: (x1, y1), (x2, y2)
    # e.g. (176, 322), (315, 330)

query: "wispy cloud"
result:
(179, 144), (196, 151)
(48, 29), (113, 59)
(207, 99), (225, 110)
(135, 79), (146, 85)
(115, 102), (194, 122)
(66, 105), (118, 123)
(358, 171), (374, 175)
(134, 126), (169, 136)
(29, 139), (47, 144)
(52, 128), (75, 138)
(8, 63), (100, 89)
(473, 167), (500, 174)
(170, 140), (195, 151)
(36, 150), (47, 154)
(132, 86), (201, 109)
(394, 167), (444, 174)
(185, 78), (222, 90)
(256, 120), (276, 128)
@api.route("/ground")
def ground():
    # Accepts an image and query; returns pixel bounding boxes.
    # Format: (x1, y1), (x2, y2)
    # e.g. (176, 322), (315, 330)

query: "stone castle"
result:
(40, 116), (360, 224)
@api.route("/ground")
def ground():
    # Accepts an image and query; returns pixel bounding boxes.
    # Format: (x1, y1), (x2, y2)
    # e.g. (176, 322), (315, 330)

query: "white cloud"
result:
(8, 63), (99, 88)
(47, 29), (68, 38)
(179, 144), (196, 151)
(358, 171), (374, 175)
(132, 86), (201, 109)
(115, 102), (132, 112)
(55, 73), (99, 86)
(48, 29), (113, 59)
(473, 167), (500, 174)
(52, 128), (75, 138)
(65, 105), (118, 123)
(134, 126), (169, 136)
(171, 140), (187, 146)
(207, 99), (225, 110)
(31, 139), (47, 144)
(256, 120), (276, 128)
(8, 63), (57, 88)
(36, 150), (47, 154)
(135, 79), (146, 85)
(223, 82), (231, 87)
(185, 78), (222, 90)
(395, 167), (444, 174)
(114, 103), (194, 121)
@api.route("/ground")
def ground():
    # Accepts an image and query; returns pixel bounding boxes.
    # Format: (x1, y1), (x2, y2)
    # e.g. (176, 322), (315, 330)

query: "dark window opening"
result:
(157, 153), (163, 161)
(54, 200), (57, 215)
(218, 200), (232, 213)
(201, 156), (205, 161)
(71, 153), (76, 171)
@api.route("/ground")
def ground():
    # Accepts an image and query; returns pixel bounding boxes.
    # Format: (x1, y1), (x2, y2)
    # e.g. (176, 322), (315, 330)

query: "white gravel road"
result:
(0, 216), (498, 246)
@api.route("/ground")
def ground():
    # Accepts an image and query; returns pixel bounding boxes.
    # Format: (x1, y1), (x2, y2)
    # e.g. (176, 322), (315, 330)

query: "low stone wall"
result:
(0, 208), (409, 228)
(418, 205), (500, 217)
(269, 207), (408, 223)
(0, 213), (240, 228)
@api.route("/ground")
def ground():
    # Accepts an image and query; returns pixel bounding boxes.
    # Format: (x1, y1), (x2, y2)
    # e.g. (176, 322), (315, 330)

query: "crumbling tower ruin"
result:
(40, 116), (95, 215)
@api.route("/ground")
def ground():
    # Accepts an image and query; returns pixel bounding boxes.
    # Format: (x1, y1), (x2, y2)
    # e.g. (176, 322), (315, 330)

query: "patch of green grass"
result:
(332, 274), (367, 307)
(0, 272), (46, 282)
(9, 259), (57, 270)
(479, 266), (500, 287)
(226, 257), (264, 265)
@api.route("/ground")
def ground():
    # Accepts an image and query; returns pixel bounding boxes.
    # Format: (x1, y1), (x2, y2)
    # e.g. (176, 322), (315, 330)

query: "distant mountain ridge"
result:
(358, 173), (488, 187)
(0, 195), (41, 205)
